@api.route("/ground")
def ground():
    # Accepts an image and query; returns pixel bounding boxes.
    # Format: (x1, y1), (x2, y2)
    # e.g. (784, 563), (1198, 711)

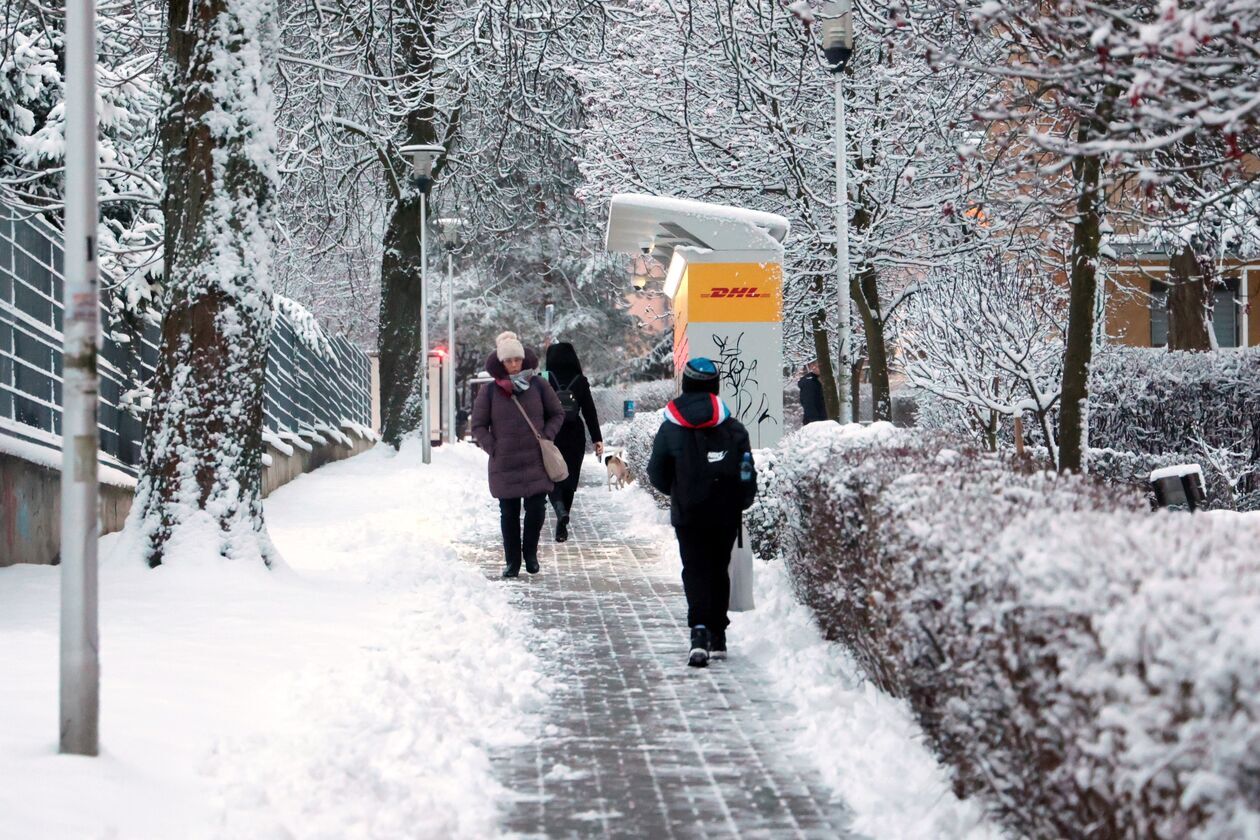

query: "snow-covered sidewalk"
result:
(0, 441), (547, 839)
(475, 466), (999, 839)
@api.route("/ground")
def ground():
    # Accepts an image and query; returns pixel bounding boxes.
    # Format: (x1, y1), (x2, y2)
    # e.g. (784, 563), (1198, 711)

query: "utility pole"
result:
(447, 248), (456, 443)
(400, 144), (443, 464)
(419, 192), (431, 463)
(823, 1), (855, 424)
(61, 0), (100, 756)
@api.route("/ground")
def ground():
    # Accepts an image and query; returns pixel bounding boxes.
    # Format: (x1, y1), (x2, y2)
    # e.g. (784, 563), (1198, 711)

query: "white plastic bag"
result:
(728, 522), (755, 612)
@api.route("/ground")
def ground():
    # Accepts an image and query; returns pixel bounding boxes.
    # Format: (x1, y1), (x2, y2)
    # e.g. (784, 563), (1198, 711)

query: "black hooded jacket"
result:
(647, 392), (757, 527)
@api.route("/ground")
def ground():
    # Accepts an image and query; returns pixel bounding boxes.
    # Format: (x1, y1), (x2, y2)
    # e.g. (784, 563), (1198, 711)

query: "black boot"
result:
(501, 562), (520, 579)
(710, 630), (727, 661)
(554, 513), (570, 543)
(688, 625), (711, 668)
(525, 554), (540, 574)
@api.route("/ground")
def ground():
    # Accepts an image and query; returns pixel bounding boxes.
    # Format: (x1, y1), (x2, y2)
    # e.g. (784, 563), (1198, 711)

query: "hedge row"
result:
(1089, 347), (1260, 510)
(913, 347), (1260, 510)
(748, 422), (1260, 839)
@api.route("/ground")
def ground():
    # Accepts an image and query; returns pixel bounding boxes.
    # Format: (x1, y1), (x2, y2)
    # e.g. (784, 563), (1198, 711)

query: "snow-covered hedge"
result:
(750, 422), (1260, 839)
(1089, 347), (1260, 510)
(590, 380), (676, 427)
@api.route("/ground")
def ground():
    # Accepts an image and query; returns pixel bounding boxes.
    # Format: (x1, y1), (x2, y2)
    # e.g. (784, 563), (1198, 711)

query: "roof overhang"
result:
(605, 194), (789, 264)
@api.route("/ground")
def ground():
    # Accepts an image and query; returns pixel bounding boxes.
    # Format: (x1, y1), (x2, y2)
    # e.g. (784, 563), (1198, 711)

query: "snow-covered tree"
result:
(901, 254), (1066, 463)
(0, 0), (165, 310)
(130, 0), (282, 565)
(573, 0), (990, 421)
(269, 0), (624, 444)
(909, 0), (1260, 470)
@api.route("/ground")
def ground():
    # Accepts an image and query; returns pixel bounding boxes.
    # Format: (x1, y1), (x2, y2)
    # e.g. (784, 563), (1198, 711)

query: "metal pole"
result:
(835, 75), (853, 424)
(1094, 273), (1107, 347)
(420, 193), (431, 464)
(61, 0), (100, 757)
(447, 249), (456, 443)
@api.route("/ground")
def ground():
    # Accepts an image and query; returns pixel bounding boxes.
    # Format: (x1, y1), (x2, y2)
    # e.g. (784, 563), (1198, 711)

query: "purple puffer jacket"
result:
(471, 349), (565, 500)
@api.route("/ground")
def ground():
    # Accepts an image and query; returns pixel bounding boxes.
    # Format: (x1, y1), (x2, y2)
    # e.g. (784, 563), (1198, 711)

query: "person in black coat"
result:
(647, 357), (757, 668)
(544, 342), (603, 543)
(798, 361), (828, 424)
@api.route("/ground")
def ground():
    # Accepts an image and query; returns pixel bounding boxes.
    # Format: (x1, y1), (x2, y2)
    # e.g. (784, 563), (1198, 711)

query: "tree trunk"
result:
(1058, 130), (1106, 474)
(807, 273), (840, 420)
(378, 196), (426, 446)
(1166, 243), (1215, 351)
(135, 0), (278, 565)
(374, 0), (441, 446)
(852, 265), (892, 421)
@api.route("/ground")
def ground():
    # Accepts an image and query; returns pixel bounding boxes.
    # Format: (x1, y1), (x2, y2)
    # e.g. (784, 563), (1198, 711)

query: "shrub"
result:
(757, 422), (1260, 839)
(1089, 347), (1260, 508)
(912, 347), (1260, 509)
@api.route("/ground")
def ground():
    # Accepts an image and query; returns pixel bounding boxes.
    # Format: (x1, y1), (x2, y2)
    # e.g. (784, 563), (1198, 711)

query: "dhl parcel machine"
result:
(606, 194), (789, 449)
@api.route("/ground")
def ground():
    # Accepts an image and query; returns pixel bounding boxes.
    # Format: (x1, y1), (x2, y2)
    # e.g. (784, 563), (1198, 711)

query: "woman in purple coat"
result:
(471, 331), (566, 578)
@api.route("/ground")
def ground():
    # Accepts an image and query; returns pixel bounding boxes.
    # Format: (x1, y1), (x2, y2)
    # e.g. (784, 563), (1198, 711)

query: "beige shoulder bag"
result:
(511, 394), (570, 483)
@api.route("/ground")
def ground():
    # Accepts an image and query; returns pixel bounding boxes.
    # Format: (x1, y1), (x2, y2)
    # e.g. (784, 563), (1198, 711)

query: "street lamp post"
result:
(401, 143), (443, 464)
(438, 217), (464, 444)
(61, 0), (100, 756)
(822, 1), (855, 424)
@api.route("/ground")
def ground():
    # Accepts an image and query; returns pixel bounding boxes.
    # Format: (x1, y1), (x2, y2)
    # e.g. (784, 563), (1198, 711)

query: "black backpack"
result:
(676, 425), (747, 512)
(552, 374), (582, 423)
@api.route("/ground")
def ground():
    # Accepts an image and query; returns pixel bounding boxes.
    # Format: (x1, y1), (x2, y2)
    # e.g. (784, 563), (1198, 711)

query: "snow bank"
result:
(0, 440), (546, 839)
(734, 558), (1000, 839)
(749, 422), (1260, 839)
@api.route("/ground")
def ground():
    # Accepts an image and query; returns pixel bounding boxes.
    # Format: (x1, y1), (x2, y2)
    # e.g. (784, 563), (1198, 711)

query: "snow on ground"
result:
(619, 471), (1003, 840)
(0, 440), (547, 840)
(733, 559), (1002, 839)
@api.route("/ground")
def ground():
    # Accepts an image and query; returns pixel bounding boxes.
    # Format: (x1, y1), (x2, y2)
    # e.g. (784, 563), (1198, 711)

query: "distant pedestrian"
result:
(544, 342), (603, 543)
(798, 361), (828, 425)
(471, 331), (565, 578)
(647, 358), (757, 667)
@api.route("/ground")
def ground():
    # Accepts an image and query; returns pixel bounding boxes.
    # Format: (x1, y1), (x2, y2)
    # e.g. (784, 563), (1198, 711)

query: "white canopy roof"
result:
(605, 194), (789, 262)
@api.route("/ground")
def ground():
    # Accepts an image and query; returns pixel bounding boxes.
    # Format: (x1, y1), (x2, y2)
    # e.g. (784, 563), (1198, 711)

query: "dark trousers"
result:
(675, 517), (740, 630)
(500, 494), (547, 569)
(548, 428), (586, 516)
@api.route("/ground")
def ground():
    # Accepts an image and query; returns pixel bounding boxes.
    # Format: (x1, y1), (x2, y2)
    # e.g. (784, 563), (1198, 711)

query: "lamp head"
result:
(821, 0), (854, 73)
(631, 254), (652, 291)
(400, 143), (444, 193)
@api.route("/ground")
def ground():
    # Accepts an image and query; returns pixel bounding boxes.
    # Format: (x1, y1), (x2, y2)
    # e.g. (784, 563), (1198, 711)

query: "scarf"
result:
(510, 369), (535, 393)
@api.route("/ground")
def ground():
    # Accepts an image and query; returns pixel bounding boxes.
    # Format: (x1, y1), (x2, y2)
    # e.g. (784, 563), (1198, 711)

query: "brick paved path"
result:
(467, 464), (858, 839)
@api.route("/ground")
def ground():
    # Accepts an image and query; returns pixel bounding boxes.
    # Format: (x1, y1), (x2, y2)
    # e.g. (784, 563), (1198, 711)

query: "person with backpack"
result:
(471, 331), (566, 578)
(544, 342), (603, 543)
(647, 358), (757, 668)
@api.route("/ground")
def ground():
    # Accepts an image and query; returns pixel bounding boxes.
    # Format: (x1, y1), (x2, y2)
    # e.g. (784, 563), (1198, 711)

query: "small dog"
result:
(603, 449), (633, 491)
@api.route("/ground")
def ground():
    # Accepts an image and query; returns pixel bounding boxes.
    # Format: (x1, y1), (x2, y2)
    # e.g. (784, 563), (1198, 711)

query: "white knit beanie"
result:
(495, 331), (525, 362)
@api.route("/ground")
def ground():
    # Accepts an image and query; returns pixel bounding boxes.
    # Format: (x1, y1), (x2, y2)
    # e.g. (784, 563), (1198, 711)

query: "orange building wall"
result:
(1105, 262), (1258, 348)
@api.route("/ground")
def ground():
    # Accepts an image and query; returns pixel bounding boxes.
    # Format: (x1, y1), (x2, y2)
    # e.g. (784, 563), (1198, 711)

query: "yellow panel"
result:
(673, 270), (690, 370)
(687, 262), (782, 323)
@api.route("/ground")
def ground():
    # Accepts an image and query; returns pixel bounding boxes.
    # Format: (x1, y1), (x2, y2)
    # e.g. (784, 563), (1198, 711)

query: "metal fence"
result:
(0, 203), (372, 476)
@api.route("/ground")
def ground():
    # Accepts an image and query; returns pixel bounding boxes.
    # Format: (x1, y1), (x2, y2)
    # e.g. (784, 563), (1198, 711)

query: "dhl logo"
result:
(700, 287), (771, 299)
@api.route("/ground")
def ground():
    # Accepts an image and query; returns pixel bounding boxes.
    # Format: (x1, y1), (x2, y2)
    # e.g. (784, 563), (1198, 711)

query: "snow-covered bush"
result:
(755, 422), (1260, 839)
(913, 347), (1260, 509)
(1089, 347), (1260, 509)
(590, 379), (676, 427)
